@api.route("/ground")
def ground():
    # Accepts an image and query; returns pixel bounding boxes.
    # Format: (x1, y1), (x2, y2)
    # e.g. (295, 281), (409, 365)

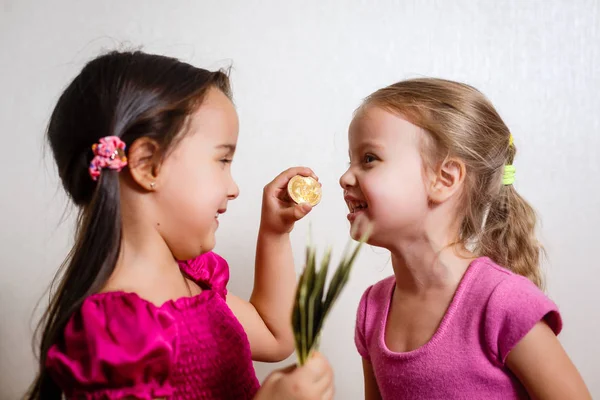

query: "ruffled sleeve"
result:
(179, 251), (230, 299)
(46, 293), (178, 400)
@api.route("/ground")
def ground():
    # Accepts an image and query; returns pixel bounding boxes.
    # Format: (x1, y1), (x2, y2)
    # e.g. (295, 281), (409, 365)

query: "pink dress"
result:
(355, 257), (562, 399)
(46, 252), (260, 399)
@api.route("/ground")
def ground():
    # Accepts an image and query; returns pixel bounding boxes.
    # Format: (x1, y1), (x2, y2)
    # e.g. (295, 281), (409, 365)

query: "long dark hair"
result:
(26, 50), (231, 399)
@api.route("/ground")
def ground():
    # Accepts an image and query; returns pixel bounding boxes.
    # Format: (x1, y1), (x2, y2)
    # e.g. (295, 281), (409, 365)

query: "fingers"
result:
(322, 385), (335, 400)
(295, 352), (334, 399)
(308, 352), (334, 388)
(267, 353), (334, 400)
(279, 202), (312, 222)
(267, 167), (319, 191)
(294, 352), (333, 385)
(278, 364), (297, 375)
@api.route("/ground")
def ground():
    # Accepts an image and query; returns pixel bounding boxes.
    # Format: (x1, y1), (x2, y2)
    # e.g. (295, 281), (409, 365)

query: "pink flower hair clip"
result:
(88, 136), (128, 181)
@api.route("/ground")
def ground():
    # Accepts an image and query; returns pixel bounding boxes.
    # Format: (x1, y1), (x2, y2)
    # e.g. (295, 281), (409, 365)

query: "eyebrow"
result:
(353, 142), (385, 153)
(348, 142), (386, 159)
(216, 144), (236, 152)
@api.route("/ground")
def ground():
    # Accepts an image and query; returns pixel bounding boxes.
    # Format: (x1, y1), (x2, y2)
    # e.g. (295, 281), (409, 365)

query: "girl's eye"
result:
(221, 159), (232, 164)
(363, 154), (377, 164)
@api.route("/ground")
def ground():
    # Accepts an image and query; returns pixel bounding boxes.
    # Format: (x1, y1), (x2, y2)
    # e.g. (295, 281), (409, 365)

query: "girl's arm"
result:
(228, 167), (316, 362)
(362, 358), (382, 400)
(227, 231), (297, 361)
(506, 321), (591, 399)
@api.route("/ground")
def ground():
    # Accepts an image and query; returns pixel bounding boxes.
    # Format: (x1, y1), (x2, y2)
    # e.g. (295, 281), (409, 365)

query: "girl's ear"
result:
(427, 157), (466, 204)
(127, 137), (162, 191)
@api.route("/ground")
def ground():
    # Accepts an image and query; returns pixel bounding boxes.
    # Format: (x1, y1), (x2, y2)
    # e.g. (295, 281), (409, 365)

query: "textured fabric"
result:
(355, 257), (562, 400)
(47, 252), (260, 399)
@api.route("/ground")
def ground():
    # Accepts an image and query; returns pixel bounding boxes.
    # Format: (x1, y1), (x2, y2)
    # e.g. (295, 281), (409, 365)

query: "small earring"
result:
(150, 182), (156, 190)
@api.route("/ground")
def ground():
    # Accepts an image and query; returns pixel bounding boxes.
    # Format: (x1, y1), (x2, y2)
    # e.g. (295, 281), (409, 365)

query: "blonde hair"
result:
(364, 78), (543, 288)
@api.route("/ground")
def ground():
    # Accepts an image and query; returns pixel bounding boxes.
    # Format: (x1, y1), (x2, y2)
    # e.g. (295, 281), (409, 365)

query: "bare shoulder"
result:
(101, 264), (200, 307)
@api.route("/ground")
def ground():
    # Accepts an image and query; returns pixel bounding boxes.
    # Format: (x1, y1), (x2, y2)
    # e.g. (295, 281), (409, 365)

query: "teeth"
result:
(348, 200), (367, 213)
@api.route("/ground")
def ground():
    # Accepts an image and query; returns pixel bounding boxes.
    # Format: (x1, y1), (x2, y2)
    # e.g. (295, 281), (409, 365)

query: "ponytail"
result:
(479, 184), (543, 289)
(478, 135), (543, 289)
(27, 172), (122, 399)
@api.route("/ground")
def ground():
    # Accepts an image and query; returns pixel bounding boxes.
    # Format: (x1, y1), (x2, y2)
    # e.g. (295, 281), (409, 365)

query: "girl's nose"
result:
(228, 180), (240, 200)
(339, 168), (356, 190)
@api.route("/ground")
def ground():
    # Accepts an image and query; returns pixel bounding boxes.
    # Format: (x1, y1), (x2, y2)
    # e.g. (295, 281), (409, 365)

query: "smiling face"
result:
(339, 106), (432, 247)
(153, 88), (240, 260)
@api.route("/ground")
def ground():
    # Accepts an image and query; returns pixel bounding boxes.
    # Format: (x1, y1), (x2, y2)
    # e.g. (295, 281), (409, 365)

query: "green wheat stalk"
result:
(292, 226), (370, 365)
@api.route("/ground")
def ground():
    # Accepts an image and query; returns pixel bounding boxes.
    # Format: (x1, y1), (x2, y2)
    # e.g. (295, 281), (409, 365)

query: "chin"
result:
(349, 217), (375, 242)
(364, 235), (386, 249)
(181, 240), (216, 261)
(350, 222), (393, 251)
(201, 237), (216, 254)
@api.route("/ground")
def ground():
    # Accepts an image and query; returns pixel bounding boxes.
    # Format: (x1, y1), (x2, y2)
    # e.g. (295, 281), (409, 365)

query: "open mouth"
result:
(347, 200), (368, 214)
(346, 199), (368, 222)
(215, 209), (226, 225)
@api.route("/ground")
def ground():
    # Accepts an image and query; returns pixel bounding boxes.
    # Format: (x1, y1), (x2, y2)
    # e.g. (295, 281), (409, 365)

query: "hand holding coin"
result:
(261, 167), (320, 235)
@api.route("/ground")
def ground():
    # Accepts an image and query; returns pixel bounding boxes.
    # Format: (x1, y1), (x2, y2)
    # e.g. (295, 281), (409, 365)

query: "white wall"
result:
(1, 0), (599, 398)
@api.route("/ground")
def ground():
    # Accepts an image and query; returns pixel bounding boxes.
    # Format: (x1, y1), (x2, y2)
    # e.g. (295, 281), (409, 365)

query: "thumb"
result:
(288, 202), (312, 221)
(263, 362), (296, 385)
(291, 352), (330, 382)
(278, 364), (297, 375)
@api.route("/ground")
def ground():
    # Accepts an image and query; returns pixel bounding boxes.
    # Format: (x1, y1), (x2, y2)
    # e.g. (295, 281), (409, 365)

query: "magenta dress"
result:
(46, 252), (261, 399)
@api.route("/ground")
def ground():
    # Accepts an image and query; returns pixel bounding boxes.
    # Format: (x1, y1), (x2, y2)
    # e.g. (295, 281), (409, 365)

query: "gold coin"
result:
(287, 175), (322, 207)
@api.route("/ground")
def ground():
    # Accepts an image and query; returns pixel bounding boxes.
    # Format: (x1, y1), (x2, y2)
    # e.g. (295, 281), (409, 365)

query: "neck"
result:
(106, 204), (181, 291)
(388, 233), (474, 294)
(118, 222), (178, 274)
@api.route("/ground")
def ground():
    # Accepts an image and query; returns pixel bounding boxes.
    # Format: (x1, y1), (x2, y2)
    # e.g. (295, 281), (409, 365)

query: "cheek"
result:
(363, 166), (429, 222)
(155, 164), (222, 258)
(176, 171), (221, 220)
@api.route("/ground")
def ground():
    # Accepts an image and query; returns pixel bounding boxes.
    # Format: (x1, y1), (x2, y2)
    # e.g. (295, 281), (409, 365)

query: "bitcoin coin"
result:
(287, 175), (322, 207)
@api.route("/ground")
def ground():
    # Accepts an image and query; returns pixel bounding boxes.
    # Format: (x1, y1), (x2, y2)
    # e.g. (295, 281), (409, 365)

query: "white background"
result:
(1, 0), (599, 398)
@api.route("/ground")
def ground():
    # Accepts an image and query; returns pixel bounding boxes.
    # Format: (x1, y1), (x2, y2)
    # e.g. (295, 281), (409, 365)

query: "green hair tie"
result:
(503, 164), (516, 185)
